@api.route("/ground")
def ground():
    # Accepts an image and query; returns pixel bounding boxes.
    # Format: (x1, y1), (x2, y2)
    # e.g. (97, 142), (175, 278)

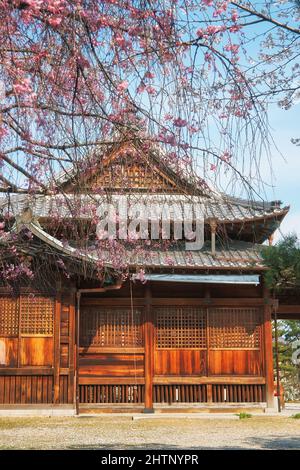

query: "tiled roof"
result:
(1, 215), (264, 270)
(0, 193), (288, 223)
(99, 241), (264, 270)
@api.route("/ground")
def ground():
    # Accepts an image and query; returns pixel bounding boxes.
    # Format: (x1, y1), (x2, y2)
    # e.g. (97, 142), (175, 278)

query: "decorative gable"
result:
(62, 144), (187, 194)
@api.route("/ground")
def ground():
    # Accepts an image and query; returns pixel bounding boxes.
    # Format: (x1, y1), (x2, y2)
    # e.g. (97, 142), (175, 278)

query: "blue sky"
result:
(260, 103), (300, 241)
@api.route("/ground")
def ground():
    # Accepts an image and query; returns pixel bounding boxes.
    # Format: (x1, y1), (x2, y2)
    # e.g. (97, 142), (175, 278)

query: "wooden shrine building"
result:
(0, 137), (292, 413)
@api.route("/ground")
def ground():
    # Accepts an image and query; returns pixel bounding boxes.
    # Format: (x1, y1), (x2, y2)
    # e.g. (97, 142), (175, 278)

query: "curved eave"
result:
(5, 220), (113, 269)
(214, 206), (289, 224)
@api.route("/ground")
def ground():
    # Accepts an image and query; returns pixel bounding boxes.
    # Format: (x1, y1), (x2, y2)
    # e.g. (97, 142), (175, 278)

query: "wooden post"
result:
(263, 288), (275, 409)
(75, 291), (81, 415)
(144, 285), (154, 413)
(53, 288), (61, 404)
(209, 218), (217, 256)
(68, 288), (76, 405)
(207, 384), (213, 403)
(274, 308), (281, 412)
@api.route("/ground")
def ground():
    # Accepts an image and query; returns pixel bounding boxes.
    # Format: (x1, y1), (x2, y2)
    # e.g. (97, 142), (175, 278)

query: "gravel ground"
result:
(0, 415), (300, 449)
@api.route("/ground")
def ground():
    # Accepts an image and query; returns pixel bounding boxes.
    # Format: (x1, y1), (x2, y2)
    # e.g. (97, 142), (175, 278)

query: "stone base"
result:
(0, 405), (76, 417)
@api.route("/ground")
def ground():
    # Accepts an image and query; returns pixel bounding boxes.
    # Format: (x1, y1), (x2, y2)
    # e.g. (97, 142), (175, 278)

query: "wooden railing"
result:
(77, 381), (266, 405)
(212, 384), (266, 403)
(153, 384), (207, 404)
(79, 384), (145, 404)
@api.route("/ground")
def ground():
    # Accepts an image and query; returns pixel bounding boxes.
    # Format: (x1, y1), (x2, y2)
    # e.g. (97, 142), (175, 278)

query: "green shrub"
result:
(236, 413), (252, 420)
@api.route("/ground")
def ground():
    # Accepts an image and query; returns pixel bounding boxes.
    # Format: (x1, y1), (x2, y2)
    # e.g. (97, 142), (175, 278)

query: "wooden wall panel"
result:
(208, 350), (263, 376)
(59, 375), (69, 404)
(60, 289), (76, 404)
(20, 338), (54, 367)
(0, 338), (18, 367)
(154, 350), (206, 376)
(0, 375), (53, 404)
(79, 353), (144, 377)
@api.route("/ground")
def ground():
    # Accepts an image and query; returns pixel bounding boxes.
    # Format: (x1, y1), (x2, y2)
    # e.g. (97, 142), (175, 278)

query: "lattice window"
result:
(155, 307), (207, 349)
(80, 307), (143, 347)
(20, 295), (54, 336)
(209, 308), (262, 349)
(0, 296), (19, 336)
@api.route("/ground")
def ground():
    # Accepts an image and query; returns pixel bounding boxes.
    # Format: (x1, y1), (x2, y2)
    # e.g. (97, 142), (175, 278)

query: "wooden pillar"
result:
(263, 288), (275, 408)
(75, 291), (81, 415)
(209, 218), (218, 256)
(274, 307), (281, 412)
(68, 288), (76, 405)
(144, 285), (154, 413)
(53, 287), (61, 404)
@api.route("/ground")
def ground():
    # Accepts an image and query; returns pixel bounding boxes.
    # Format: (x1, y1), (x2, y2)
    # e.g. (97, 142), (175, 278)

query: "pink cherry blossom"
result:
(173, 117), (188, 127)
(14, 78), (32, 95)
(116, 81), (129, 93)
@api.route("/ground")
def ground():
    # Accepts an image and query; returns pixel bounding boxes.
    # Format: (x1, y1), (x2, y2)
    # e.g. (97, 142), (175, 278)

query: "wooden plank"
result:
(151, 298), (266, 306)
(144, 286), (153, 411)
(0, 338), (18, 367)
(276, 304), (300, 320)
(154, 350), (207, 376)
(0, 367), (54, 375)
(79, 376), (145, 385)
(19, 337), (54, 366)
(208, 350), (262, 376)
(207, 384), (212, 403)
(79, 354), (144, 376)
(277, 305), (300, 314)
(153, 376), (266, 385)
(4, 376), (10, 404)
(80, 297), (266, 307)
(79, 347), (145, 354)
(80, 298), (145, 307)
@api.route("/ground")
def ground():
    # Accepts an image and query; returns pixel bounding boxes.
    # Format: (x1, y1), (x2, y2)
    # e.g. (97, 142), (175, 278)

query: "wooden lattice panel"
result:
(212, 384), (266, 403)
(0, 296), (19, 337)
(20, 295), (54, 336)
(89, 162), (177, 191)
(79, 384), (144, 404)
(209, 308), (261, 349)
(153, 384), (207, 404)
(155, 307), (207, 349)
(80, 307), (143, 348)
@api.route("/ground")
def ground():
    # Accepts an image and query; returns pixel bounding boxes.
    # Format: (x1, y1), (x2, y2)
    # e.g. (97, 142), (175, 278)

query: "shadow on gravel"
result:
(66, 436), (300, 450)
(247, 436), (300, 450)
(65, 443), (245, 450)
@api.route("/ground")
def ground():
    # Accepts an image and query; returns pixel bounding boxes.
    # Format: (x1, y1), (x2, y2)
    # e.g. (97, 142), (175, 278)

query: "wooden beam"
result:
(144, 285), (154, 413)
(79, 377), (145, 385)
(0, 368), (54, 376)
(277, 304), (300, 320)
(153, 376), (266, 385)
(151, 298), (266, 306)
(79, 347), (145, 354)
(81, 297), (268, 307)
(80, 298), (145, 306)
